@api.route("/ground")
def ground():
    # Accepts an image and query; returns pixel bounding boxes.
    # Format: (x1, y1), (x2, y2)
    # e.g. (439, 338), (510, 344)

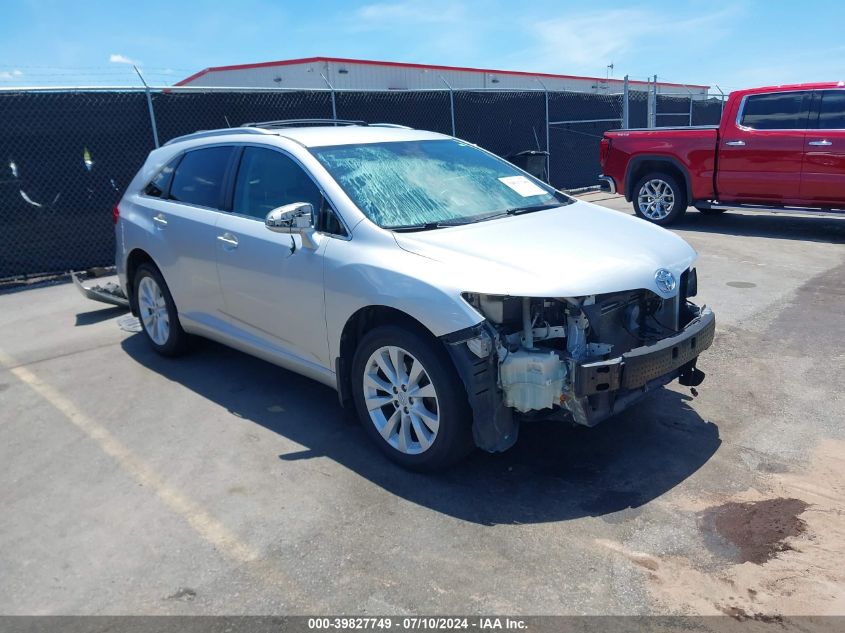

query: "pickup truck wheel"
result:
(134, 263), (188, 357)
(633, 173), (688, 225)
(351, 325), (473, 471)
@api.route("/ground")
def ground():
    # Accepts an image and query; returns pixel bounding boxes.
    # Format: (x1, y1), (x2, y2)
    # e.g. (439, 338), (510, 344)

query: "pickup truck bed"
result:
(599, 82), (845, 224)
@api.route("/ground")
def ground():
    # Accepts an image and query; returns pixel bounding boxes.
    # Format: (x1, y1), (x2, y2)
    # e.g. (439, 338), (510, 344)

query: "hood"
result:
(393, 199), (697, 298)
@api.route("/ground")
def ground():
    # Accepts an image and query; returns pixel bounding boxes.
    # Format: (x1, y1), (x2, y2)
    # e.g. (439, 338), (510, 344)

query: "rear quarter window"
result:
(143, 157), (180, 198)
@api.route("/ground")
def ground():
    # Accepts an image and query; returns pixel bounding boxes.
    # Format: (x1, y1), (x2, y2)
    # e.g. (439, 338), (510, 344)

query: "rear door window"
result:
(817, 90), (845, 130)
(739, 92), (811, 130)
(168, 146), (234, 208)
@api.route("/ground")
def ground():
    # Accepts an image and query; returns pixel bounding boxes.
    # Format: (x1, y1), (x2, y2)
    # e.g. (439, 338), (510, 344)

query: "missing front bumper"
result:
(573, 307), (715, 398)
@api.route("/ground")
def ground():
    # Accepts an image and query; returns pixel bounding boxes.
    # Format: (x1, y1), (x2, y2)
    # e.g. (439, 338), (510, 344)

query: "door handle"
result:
(152, 213), (168, 227)
(217, 233), (239, 248)
(808, 140), (832, 146)
(725, 140), (746, 146)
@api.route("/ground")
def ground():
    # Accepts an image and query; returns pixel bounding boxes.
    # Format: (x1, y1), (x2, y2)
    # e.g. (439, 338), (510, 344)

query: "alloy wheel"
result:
(362, 345), (440, 455)
(637, 178), (676, 220)
(138, 275), (170, 346)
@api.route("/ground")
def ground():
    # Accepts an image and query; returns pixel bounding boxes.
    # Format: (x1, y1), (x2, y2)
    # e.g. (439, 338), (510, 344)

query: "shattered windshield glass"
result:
(311, 139), (570, 229)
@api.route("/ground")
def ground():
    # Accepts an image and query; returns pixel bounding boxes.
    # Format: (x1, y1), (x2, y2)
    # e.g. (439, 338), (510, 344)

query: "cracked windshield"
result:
(312, 139), (570, 228)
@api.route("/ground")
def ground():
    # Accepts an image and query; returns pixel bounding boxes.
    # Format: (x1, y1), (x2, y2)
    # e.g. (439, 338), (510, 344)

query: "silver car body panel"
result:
(392, 201), (695, 299)
(116, 126), (698, 396)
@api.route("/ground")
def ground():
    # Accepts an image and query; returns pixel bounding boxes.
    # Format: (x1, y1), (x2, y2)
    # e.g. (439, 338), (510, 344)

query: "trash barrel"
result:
(506, 150), (549, 182)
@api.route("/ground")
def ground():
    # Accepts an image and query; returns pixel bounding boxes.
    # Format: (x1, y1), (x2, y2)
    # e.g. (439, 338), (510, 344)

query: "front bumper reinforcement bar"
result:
(574, 307), (715, 398)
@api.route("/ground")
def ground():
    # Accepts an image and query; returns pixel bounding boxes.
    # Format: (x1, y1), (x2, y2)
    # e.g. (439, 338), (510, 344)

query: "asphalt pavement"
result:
(1, 195), (843, 615)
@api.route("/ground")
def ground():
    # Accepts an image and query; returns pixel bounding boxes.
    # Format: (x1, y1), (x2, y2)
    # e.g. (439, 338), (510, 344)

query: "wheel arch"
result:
(625, 155), (691, 203)
(125, 248), (156, 315)
(124, 249), (181, 318)
(335, 305), (440, 408)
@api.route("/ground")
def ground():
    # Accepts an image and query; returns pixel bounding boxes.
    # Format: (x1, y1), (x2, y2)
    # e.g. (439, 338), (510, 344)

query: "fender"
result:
(624, 154), (693, 203)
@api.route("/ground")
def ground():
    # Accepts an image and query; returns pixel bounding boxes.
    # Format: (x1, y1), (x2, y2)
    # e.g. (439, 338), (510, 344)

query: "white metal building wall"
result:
(179, 58), (709, 96)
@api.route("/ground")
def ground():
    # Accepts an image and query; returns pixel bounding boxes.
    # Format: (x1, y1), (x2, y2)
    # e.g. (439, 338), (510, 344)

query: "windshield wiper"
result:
(392, 213), (509, 230)
(389, 222), (449, 232)
(504, 203), (563, 216)
(389, 203), (565, 232)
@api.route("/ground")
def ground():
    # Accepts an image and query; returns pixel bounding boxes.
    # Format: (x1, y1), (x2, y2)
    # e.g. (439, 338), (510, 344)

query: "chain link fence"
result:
(0, 85), (722, 280)
(656, 93), (725, 127)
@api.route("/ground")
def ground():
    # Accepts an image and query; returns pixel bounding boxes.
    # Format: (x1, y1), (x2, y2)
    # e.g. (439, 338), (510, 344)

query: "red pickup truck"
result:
(598, 82), (845, 225)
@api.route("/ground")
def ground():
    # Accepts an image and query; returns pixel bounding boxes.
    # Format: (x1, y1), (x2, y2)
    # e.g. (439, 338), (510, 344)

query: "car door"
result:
(716, 90), (811, 204)
(214, 145), (332, 368)
(142, 145), (234, 323)
(800, 89), (845, 207)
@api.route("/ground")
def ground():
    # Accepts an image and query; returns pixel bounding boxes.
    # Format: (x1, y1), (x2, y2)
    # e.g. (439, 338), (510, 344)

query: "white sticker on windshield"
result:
(498, 175), (547, 197)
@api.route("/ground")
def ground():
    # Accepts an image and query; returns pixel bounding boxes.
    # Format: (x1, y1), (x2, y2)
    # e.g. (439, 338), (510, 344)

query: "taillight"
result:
(112, 204), (120, 225)
(599, 138), (611, 167)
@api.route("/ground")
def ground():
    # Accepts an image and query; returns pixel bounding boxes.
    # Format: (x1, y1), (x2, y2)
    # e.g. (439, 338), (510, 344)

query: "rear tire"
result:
(351, 325), (473, 471)
(632, 172), (688, 225)
(134, 263), (188, 357)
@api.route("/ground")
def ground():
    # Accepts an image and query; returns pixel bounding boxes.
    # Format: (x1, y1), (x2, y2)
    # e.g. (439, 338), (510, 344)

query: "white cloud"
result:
(109, 53), (140, 65)
(347, 0), (485, 61)
(0, 69), (24, 80)
(710, 57), (845, 91)
(511, 7), (740, 76)
(355, 1), (467, 25)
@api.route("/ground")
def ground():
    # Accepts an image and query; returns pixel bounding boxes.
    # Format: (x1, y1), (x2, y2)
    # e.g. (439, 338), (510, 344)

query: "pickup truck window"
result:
(817, 90), (845, 130)
(740, 91), (811, 130)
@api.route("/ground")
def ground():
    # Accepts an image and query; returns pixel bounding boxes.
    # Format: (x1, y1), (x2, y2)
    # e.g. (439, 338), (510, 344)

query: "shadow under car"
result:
(120, 332), (721, 526)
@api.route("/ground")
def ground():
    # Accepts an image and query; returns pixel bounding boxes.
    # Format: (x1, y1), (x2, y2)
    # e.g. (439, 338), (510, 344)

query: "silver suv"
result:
(116, 120), (715, 470)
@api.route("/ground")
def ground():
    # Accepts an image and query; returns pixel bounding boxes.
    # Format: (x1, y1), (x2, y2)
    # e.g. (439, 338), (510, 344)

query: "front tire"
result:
(134, 263), (188, 356)
(633, 172), (688, 225)
(351, 325), (473, 471)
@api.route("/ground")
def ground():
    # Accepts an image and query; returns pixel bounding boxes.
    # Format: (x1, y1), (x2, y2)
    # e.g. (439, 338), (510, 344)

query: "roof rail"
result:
(242, 118), (366, 128)
(163, 127), (273, 146)
(369, 123), (413, 129)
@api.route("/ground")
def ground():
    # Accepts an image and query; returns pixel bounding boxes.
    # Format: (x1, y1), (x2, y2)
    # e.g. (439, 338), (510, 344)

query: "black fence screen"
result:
(0, 88), (722, 279)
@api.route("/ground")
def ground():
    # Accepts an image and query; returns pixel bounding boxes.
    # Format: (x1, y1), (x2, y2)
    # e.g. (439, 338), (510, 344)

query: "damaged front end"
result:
(443, 269), (715, 452)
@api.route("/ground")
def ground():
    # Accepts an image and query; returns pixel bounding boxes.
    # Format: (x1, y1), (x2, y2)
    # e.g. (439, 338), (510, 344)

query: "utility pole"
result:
(134, 65), (159, 148)
(622, 75), (630, 129)
(647, 75), (658, 128)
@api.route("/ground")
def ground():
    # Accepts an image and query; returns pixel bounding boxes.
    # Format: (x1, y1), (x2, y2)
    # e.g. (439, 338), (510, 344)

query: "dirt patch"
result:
(628, 439), (845, 616)
(718, 605), (783, 623)
(702, 498), (809, 563)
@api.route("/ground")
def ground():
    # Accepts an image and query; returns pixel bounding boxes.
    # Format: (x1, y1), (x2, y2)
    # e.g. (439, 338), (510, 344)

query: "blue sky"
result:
(1, 0), (843, 91)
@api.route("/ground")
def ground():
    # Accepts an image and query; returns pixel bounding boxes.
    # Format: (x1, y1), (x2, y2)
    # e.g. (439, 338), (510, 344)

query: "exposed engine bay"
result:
(458, 267), (714, 431)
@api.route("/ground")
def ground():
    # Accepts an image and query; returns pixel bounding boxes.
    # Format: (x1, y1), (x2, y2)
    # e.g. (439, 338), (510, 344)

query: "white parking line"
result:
(0, 348), (260, 564)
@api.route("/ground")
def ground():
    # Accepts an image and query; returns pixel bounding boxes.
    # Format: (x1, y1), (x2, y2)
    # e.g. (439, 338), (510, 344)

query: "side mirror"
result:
(265, 202), (318, 249)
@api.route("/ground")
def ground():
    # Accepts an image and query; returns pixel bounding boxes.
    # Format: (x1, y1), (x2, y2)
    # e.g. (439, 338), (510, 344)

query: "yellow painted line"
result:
(0, 348), (259, 564)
